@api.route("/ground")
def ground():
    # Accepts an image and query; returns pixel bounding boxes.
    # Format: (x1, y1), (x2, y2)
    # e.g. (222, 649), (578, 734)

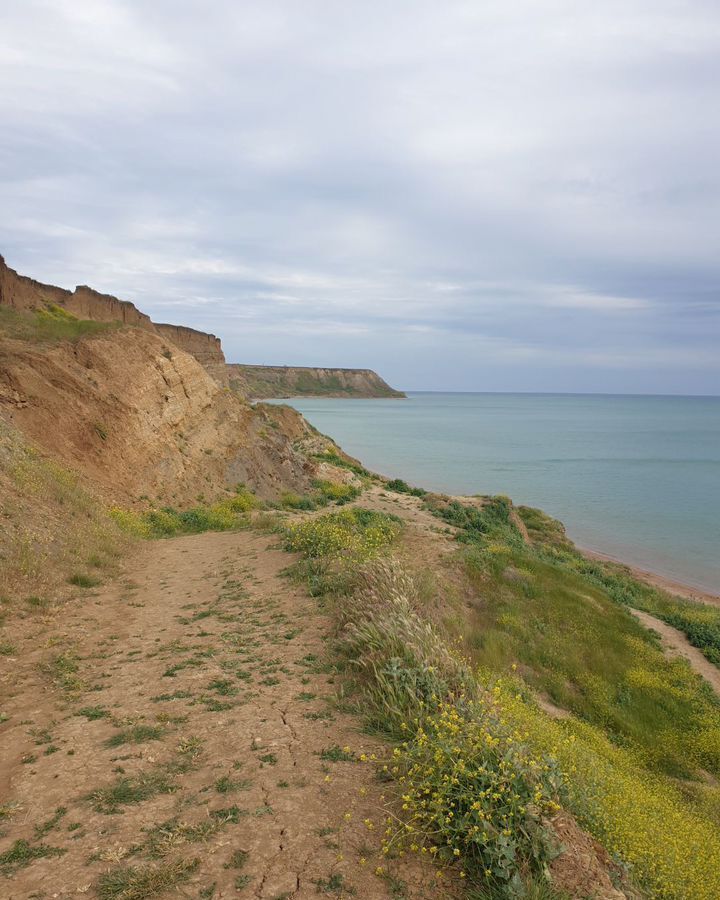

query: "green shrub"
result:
(284, 508), (400, 562)
(110, 489), (261, 539)
(313, 479), (361, 505)
(281, 492), (317, 510)
(386, 478), (426, 497)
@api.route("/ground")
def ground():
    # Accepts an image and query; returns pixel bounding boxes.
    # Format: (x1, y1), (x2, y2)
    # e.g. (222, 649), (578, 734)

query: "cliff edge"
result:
(228, 363), (405, 399)
(0, 255), (228, 386)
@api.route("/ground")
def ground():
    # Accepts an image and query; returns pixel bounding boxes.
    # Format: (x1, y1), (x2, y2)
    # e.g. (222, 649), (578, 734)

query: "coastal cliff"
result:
(227, 363), (405, 398)
(0, 255), (228, 385)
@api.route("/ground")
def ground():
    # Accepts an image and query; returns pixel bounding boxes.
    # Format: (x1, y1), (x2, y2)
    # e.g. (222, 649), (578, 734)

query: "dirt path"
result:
(630, 608), (720, 695)
(0, 529), (443, 899)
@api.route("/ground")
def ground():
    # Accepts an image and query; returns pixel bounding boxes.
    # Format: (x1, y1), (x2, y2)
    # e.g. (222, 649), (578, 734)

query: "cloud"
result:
(0, 0), (718, 393)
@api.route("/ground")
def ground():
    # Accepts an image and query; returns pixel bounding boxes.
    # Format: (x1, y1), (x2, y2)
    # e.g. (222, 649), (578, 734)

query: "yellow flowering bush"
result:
(391, 697), (563, 896)
(110, 488), (260, 538)
(284, 508), (401, 562)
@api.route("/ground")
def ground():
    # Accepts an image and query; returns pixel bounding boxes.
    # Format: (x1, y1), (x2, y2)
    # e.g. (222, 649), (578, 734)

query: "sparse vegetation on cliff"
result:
(0, 303), (117, 344)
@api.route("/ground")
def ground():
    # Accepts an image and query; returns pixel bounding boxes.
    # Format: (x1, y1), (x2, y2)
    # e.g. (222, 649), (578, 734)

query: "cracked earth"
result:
(0, 526), (445, 899)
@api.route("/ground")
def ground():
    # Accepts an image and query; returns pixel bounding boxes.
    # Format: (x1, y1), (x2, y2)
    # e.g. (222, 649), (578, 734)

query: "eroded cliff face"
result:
(0, 255), (228, 385)
(0, 326), (318, 505)
(228, 364), (405, 399)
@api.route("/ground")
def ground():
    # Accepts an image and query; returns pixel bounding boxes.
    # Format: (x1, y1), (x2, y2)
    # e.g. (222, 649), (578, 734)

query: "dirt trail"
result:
(630, 608), (720, 695)
(0, 529), (441, 899)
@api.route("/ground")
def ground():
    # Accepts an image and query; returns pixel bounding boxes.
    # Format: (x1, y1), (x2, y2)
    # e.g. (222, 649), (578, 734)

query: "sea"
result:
(270, 392), (720, 594)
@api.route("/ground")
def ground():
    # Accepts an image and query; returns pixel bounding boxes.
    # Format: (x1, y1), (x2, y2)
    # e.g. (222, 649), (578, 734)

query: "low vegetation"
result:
(520, 505), (720, 666)
(283, 494), (720, 898)
(0, 420), (127, 602)
(0, 303), (117, 344)
(110, 487), (260, 538)
(283, 507), (401, 598)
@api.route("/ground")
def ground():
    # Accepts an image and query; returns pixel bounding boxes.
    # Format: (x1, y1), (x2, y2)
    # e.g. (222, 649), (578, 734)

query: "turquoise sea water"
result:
(273, 393), (720, 593)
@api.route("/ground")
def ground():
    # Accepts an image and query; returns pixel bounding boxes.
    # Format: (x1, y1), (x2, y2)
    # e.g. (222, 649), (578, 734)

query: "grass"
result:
(33, 806), (67, 839)
(104, 724), (165, 748)
(313, 873), (355, 894)
(435, 503), (720, 782)
(78, 705), (109, 720)
(88, 770), (177, 814)
(110, 488), (260, 539)
(281, 492), (720, 898)
(142, 818), (218, 858)
(97, 858), (199, 899)
(0, 303), (118, 344)
(0, 838), (66, 874)
(68, 572), (101, 588)
(318, 745), (355, 762)
(41, 650), (84, 692)
(0, 419), (128, 602)
(519, 504), (720, 666)
(215, 774), (251, 794)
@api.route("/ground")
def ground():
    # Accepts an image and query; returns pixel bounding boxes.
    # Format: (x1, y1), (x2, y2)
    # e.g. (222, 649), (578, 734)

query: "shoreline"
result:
(579, 544), (720, 608)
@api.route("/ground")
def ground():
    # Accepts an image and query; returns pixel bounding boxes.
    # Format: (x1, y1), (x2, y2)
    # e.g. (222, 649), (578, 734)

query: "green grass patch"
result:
(110, 488), (260, 539)
(97, 858), (199, 899)
(68, 572), (101, 588)
(0, 838), (66, 874)
(0, 303), (117, 344)
(104, 724), (165, 748)
(87, 770), (176, 814)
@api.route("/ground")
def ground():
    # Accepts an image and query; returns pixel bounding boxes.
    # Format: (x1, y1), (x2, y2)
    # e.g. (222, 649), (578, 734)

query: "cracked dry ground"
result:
(0, 530), (446, 900)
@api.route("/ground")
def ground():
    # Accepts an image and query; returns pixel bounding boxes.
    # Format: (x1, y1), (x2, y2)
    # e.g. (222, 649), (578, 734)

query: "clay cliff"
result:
(0, 255), (228, 386)
(228, 364), (405, 399)
(0, 257), (362, 506)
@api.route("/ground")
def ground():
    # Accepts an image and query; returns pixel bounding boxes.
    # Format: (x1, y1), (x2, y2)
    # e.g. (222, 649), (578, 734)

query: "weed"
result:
(224, 849), (249, 869)
(209, 805), (248, 824)
(313, 873), (355, 894)
(215, 775), (251, 794)
(78, 705), (109, 720)
(88, 770), (176, 814)
(68, 572), (101, 588)
(0, 839), (66, 874)
(104, 724), (164, 748)
(32, 806), (67, 840)
(96, 858), (199, 899)
(319, 745), (355, 762)
(142, 818), (218, 858)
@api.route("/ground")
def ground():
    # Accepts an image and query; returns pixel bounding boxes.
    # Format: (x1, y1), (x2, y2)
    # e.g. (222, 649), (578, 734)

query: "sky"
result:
(1, 1), (719, 394)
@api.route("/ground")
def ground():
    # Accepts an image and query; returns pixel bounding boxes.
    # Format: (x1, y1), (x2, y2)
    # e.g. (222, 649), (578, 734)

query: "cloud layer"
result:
(1, 1), (719, 392)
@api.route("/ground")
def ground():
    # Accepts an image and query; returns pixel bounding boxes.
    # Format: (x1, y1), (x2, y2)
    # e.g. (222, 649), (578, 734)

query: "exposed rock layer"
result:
(0, 255), (228, 385)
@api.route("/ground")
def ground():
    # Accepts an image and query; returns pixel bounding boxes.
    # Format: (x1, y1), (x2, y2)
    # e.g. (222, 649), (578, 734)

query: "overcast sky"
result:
(1, 1), (719, 393)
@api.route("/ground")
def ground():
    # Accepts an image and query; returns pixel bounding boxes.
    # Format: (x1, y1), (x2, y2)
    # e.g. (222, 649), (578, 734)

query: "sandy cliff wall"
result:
(228, 364), (405, 398)
(155, 323), (228, 386)
(0, 255), (227, 384)
(0, 326), (316, 504)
